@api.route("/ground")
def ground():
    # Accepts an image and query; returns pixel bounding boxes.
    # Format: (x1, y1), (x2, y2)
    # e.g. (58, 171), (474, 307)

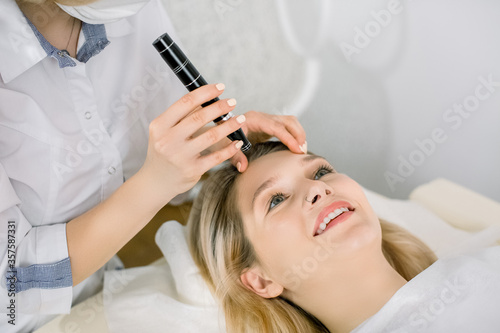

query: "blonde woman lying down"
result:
(188, 141), (500, 333)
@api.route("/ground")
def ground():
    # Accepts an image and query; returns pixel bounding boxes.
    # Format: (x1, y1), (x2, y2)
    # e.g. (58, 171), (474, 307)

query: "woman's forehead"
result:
(245, 150), (326, 176)
(244, 150), (296, 179)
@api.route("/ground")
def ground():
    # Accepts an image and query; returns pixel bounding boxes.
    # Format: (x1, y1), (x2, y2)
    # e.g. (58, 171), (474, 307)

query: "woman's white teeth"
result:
(318, 207), (350, 232)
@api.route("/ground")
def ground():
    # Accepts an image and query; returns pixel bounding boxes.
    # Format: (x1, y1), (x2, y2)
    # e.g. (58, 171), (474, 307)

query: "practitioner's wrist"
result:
(131, 167), (178, 212)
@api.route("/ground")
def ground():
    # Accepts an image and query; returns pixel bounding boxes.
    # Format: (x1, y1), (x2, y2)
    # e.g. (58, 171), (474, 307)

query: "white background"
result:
(161, 0), (500, 201)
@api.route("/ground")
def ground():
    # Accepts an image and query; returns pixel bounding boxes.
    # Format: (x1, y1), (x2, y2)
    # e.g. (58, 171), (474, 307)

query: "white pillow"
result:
(409, 178), (500, 232)
(363, 187), (500, 258)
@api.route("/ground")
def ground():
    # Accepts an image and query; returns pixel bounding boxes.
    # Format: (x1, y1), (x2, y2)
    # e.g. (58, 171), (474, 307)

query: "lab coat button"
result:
(85, 112), (92, 119)
(108, 166), (116, 175)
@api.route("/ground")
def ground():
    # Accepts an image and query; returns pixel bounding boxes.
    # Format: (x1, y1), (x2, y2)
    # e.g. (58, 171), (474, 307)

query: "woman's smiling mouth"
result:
(313, 201), (355, 236)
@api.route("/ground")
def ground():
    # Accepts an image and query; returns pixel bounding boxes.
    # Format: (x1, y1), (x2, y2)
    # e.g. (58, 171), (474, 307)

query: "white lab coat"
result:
(0, 0), (185, 331)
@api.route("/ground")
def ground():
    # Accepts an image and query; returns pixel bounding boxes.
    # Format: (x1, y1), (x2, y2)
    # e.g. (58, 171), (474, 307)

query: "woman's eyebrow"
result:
(300, 154), (325, 165)
(252, 176), (279, 210)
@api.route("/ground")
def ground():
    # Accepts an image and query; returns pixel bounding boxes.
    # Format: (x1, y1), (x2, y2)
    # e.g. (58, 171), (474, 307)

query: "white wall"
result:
(162, 0), (500, 201)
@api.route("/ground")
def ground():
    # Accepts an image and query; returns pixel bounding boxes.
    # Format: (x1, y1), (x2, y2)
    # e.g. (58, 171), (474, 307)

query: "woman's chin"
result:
(316, 213), (380, 253)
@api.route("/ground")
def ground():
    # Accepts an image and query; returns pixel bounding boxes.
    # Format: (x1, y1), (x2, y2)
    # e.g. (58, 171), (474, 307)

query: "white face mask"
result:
(56, 0), (152, 24)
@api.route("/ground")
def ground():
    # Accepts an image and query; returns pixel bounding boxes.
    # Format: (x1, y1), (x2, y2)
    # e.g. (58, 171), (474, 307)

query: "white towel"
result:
(352, 246), (500, 333)
(103, 222), (225, 333)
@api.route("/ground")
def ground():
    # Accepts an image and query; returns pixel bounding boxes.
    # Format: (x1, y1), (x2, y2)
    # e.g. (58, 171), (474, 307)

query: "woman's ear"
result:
(240, 267), (284, 298)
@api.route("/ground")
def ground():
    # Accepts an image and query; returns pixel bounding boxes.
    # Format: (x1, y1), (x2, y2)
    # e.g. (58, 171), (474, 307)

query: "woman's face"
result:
(236, 150), (382, 293)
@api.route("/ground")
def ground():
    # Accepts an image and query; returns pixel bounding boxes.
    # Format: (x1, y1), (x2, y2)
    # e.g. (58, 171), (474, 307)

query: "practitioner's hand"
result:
(231, 111), (307, 172)
(138, 84), (245, 202)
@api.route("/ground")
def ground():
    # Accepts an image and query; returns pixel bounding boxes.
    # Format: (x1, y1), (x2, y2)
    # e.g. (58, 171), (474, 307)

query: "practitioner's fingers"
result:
(181, 98), (237, 138)
(244, 111), (307, 154)
(155, 84), (226, 130)
(197, 139), (245, 173)
(282, 115), (307, 153)
(190, 113), (246, 153)
(142, 83), (249, 201)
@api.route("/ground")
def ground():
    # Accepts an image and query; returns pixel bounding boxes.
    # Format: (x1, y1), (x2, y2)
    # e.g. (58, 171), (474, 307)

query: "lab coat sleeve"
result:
(0, 162), (73, 315)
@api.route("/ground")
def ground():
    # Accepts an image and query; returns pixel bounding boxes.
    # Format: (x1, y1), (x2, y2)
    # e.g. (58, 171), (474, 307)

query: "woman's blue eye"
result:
(314, 165), (334, 180)
(268, 193), (286, 211)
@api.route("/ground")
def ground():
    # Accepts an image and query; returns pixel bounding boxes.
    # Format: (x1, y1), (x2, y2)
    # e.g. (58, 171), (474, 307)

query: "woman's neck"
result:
(16, 1), (82, 58)
(290, 252), (407, 333)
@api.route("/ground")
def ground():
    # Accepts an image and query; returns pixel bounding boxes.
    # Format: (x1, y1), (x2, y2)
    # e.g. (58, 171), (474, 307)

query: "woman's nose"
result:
(304, 182), (333, 205)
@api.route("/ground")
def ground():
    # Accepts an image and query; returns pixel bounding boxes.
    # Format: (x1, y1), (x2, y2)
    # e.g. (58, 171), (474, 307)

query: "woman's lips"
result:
(313, 200), (354, 236)
(315, 210), (354, 236)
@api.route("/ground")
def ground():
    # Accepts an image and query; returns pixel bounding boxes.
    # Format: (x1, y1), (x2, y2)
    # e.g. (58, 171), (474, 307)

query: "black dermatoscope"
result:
(153, 33), (252, 152)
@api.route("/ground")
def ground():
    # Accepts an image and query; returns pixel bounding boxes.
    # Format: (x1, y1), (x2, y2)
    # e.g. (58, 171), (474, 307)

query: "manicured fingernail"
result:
(300, 141), (308, 154)
(227, 98), (237, 107)
(235, 141), (243, 150)
(216, 83), (225, 91)
(236, 162), (242, 172)
(236, 115), (246, 124)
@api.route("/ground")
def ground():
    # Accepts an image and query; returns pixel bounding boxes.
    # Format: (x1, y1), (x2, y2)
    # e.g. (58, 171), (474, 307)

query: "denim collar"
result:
(0, 0), (134, 83)
(25, 17), (110, 68)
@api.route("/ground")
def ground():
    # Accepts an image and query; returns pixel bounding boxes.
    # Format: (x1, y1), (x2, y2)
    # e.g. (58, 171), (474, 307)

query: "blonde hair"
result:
(188, 142), (437, 333)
